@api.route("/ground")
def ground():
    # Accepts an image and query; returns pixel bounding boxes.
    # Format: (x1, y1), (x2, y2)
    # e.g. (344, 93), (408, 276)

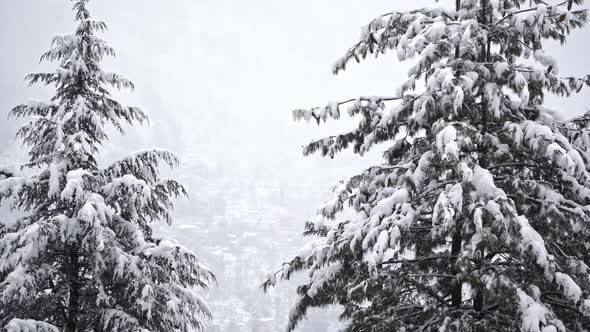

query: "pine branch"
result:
(380, 254), (454, 266)
(495, 1), (573, 26)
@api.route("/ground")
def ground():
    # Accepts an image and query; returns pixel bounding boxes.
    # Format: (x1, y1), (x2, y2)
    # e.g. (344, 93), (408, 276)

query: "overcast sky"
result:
(1, 0), (588, 174)
(0, 1), (589, 329)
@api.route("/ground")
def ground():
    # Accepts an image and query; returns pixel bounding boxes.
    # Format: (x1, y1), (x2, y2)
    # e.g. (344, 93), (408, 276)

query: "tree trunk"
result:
(472, 0), (490, 314)
(450, 0), (464, 309)
(65, 247), (80, 332)
(451, 228), (462, 307)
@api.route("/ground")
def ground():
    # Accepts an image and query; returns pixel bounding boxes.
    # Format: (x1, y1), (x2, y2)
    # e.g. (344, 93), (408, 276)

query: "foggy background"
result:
(0, 1), (588, 330)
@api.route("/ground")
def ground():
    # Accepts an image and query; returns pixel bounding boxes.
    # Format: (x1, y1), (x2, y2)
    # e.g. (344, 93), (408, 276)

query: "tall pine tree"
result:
(0, 1), (214, 331)
(264, 0), (590, 330)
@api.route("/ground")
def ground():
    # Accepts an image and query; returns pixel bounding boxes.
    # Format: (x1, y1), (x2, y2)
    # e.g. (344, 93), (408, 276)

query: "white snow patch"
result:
(436, 126), (459, 159)
(554, 272), (581, 303)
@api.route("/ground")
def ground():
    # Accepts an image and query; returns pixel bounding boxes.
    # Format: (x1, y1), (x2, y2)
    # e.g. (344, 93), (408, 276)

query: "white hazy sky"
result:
(1, 0), (588, 176)
(0, 1), (589, 330)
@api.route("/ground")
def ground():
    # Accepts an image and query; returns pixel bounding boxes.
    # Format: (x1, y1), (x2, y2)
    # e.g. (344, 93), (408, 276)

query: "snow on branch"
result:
(5, 319), (59, 332)
(100, 149), (179, 184)
(292, 96), (401, 124)
(100, 309), (143, 332)
(77, 17), (108, 34)
(9, 101), (57, 118)
(0, 176), (35, 206)
(295, 96), (416, 158)
(96, 71), (135, 90)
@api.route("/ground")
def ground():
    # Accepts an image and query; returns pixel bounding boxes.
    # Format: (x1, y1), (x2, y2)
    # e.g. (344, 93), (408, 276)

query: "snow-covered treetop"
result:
(14, 0), (144, 172)
(295, 0), (589, 148)
(0, 1), (214, 331)
(267, 1), (590, 331)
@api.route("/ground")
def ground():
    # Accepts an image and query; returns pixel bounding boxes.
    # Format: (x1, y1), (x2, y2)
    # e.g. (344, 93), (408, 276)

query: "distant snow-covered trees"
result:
(265, 0), (590, 331)
(0, 1), (213, 331)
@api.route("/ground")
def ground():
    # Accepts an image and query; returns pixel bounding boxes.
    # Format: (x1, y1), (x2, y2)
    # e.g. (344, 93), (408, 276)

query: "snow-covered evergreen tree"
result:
(264, 0), (590, 330)
(0, 1), (214, 331)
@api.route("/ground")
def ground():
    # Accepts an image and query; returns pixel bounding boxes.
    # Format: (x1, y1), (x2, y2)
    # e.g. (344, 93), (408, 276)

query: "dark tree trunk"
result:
(472, 0), (490, 313)
(65, 247), (80, 332)
(450, 0), (464, 310)
(451, 228), (463, 307)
